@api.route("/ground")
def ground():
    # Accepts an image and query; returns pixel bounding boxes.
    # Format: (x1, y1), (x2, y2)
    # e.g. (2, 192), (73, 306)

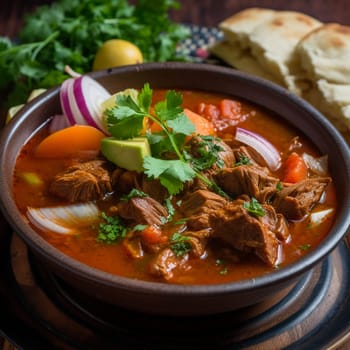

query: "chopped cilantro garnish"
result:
(97, 212), (127, 244)
(170, 232), (191, 257)
(121, 188), (148, 201)
(299, 244), (311, 251)
(190, 135), (225, 172)
(243, 197), (266, 217)
(276, 181), (283, 191)
(219, 267), (228, 275)
(235, 155), (251, 167)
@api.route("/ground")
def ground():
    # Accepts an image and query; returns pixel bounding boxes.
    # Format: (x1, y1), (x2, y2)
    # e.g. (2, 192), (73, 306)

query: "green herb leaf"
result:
(235, 155), (251, 167)
(121, 188), (148, 201)
(97, 212), (128, 244)
(243, 197), (266, 217)
(170, 232), (191, 257)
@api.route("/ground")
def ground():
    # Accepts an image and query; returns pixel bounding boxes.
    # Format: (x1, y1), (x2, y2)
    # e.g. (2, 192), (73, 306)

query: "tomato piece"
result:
(140, 225), (167, 245)
(283, 152), (308, 183)
(220, 99), (242, 119)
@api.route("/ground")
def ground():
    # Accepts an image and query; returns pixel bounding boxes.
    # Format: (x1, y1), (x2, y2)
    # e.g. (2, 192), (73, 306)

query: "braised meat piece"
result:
(111, 169), (142, 194)
(116, 196), (168, 226)
(148, 248), (188, 281)
(214, 164), (279, 203)
(50, 160), (112, 202)
(210, 197), (285, 266)
(148, 229), (210, 280)
(179, 190), (287, 265)
(179, 189), (228, 230)
(273, 177), (331, 220)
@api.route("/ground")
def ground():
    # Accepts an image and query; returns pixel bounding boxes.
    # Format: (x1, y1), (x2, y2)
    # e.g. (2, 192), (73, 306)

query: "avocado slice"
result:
(101, 136), (151, 172)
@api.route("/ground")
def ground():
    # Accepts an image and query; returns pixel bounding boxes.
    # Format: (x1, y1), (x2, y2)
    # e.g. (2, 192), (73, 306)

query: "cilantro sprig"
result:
(105, 83), (226, 196)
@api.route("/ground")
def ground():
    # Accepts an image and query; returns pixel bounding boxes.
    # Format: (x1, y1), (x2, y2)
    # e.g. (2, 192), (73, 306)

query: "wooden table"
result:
(1, 0), (349, 38)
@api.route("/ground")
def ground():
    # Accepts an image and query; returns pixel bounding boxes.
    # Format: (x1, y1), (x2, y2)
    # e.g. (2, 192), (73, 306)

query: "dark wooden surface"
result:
(0, 0), (349, 38)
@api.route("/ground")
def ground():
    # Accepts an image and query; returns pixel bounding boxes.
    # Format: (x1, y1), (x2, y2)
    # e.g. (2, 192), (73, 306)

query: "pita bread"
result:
(247, 12), (322, 90)
(211, 9), (322, 95)
(210, 40), (282, 84)
(297, 24), (350, 84)
(304, 79), (350, 132)
(219, 8), (276, 48)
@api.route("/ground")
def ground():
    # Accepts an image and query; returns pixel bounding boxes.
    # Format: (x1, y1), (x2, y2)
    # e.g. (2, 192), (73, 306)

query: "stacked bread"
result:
(210, 8), (350, 143)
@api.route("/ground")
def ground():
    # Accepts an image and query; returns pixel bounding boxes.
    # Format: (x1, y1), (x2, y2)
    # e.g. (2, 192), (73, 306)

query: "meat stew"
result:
(13, 88), (336, 285)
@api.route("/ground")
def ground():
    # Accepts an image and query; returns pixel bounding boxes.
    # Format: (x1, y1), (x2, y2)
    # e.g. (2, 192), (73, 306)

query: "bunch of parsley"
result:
(0, 0), (189, 108)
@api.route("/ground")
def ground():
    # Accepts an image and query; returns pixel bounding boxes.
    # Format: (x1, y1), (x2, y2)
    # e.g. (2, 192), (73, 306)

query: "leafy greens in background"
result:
(0, 0), (190, 108)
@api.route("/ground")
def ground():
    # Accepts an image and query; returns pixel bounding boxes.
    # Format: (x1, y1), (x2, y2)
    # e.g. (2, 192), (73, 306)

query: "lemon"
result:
(93, 39), (143, 71)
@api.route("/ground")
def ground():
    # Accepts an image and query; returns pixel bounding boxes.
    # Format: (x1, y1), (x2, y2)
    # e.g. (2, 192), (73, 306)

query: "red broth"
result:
(13, 89), (336, 284)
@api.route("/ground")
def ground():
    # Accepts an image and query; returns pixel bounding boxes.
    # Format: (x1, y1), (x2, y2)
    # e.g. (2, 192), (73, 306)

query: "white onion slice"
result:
(310, 208), (334, 225)
(27, 203), (100, 235)
(235, 127), (281, 171)
(59, 75), (111, 134)
(302, 153), (328, 176)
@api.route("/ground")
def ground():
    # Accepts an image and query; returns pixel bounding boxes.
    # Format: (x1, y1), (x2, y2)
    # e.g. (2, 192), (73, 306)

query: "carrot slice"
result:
(35, 125), (105, 158)
(183, 108), (215, 136)
(283, 152), (308, 183)
(149, 108), (216, 136)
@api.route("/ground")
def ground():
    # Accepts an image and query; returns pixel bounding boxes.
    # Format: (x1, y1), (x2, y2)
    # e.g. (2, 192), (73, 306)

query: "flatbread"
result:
(247, 11), (322, 90)
(210, 40), (281, 84)
(212, 9), (322, 95)
(297, 23), (350, 84)
(304, 79), (350, 133)
(219, 8), (276, 48)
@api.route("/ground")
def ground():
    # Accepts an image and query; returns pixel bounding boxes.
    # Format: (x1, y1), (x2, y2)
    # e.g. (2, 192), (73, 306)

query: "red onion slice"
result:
(235, 127), (281, 171)
(60, 78), (76, 126)
(73, 76), (110, 133)
(59, 75), (111, 134)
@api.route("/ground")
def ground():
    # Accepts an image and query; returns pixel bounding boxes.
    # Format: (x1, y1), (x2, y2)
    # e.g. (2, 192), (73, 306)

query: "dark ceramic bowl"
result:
(1, 62), (350, 316)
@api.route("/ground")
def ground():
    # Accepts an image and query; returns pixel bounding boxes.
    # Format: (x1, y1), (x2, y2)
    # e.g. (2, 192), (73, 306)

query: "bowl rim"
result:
(1, 61), (350, 297)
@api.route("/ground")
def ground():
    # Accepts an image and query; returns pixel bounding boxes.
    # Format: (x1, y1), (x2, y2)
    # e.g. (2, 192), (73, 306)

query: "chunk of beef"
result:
(148, 248), (188, 281)
(273, 177), (331, 220)
(210, 197), (284, 266)
(116, 196), (168, 227)
(184, 229), (211, 257)
(148, 229), (210, 280)
(179, 189), (228, 230)
(111, 169), (142, 194)
(215, 165), (279, 202)
(140, 175), (169, 203)
(50, 160), (112, 202)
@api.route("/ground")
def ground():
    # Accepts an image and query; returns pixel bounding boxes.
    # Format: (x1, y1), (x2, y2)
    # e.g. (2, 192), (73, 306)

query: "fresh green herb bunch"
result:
(0, 0), (190, 107)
